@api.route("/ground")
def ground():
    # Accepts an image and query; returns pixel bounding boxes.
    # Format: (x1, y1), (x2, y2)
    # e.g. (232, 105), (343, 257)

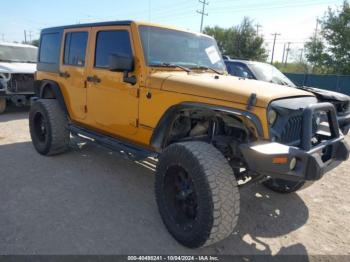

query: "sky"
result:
(0, 0), (345, 62)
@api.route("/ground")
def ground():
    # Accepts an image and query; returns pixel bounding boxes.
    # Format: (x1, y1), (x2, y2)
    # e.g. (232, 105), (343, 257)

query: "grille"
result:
(7, 73), (35, 93)
(280, 114), (319, 146)
(280, 115), (303, 145)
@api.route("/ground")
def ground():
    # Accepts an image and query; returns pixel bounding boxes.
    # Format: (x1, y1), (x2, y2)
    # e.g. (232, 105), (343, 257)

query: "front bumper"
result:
(338, 113), (350, 135)
(240, 138), (349, 181)
(240, 102), (350, 182)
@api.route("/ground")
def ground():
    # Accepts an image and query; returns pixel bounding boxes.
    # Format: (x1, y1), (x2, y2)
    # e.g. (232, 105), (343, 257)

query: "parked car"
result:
(30, 21), (349, 248)
(0, 42), (37, 113)
(224, 58), (350, 135)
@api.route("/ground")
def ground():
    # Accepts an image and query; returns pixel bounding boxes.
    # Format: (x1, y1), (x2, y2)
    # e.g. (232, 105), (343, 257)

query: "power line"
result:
(208, 0), (339, 14)
(197, 0), (209, 33)
(270, 33), (281, 64)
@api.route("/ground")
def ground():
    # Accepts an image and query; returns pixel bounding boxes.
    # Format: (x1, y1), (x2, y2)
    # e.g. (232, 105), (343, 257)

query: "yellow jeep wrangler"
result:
(30, 21), (350, 248)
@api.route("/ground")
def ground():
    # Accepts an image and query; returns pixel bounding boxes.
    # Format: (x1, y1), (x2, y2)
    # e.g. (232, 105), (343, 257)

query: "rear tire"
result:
(155, 142), (240, 248)
(0, 98), (6, 114)
(263, 178), (313, 194)
(29, 99), (70, 156)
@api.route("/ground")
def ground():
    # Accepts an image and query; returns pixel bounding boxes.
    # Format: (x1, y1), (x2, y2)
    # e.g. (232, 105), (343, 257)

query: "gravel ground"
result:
(0, 105), (349, 256)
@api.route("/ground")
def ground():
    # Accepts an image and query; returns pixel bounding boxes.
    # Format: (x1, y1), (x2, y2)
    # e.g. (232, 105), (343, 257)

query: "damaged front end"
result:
(0, 71), (35, 106)
(240, 96), (350, 183)
(298, 86), (350, 135)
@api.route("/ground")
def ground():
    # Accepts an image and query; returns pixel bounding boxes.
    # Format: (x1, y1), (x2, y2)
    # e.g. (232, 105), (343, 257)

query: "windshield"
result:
(139, 26), (226, 72)
(0, 45), (37, 63)
(249, 62), (295, 87)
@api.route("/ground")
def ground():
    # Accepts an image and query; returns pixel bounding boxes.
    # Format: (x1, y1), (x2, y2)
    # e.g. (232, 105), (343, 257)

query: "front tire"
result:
(0, 97), (6, 114)
(155, 142), (240, 248)
(29, 99), (70, 156)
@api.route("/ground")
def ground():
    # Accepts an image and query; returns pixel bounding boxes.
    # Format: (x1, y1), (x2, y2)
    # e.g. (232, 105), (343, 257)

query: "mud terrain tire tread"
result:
(29, 99), (69, 156)
(155, 142), (240, 248)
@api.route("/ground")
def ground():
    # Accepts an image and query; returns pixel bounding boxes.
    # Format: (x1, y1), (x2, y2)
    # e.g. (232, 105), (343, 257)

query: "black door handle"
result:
(87, 75), (101, 84)
(59, 71), (70, 78)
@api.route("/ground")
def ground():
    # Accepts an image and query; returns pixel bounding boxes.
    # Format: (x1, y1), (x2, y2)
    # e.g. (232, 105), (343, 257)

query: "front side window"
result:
(64, 32), (88, 66)
(94, 30), (132, 68)
(139, 26), (226, 72)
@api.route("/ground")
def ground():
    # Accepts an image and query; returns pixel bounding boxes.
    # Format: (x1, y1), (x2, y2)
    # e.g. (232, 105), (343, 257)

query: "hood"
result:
(297, 86), (350, 102)
(0, 62), (37, 74)
(150, 71), (313, 108)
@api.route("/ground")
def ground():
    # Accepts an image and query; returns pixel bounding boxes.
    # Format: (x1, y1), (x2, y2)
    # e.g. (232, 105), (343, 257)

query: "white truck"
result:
(0, 42), (37, 113)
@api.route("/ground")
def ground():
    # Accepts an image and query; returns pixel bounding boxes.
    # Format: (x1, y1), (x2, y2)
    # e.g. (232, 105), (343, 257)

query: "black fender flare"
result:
(35, 80), (69, 117)
(150, 102), (264, 152)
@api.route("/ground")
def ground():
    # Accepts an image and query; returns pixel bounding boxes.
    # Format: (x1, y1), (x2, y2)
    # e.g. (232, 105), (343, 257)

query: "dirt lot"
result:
(0, 105), (350, 256)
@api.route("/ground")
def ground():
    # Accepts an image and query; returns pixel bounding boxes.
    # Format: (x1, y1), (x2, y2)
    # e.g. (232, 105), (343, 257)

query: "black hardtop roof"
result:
(41, 20), (133, 34)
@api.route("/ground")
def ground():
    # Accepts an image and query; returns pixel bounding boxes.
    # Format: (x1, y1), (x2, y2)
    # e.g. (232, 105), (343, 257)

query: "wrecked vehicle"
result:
(30, 21), (349, 248)
(224, 58), (350, 135)
(0, 42), (37, 113)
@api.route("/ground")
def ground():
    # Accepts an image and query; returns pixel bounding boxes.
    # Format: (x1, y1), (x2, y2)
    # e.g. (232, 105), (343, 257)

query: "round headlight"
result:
(268, 109), (278, 125)
(290, 157), (297, 171)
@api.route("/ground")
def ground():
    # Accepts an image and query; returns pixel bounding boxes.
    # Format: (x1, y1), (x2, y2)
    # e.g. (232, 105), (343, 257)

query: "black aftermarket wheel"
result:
(155, 142), (240, 248)
(29, 99), (70, 156)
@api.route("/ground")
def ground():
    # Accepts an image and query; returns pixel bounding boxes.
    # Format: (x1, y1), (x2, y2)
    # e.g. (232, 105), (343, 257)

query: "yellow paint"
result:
(37, 21), (315, 150)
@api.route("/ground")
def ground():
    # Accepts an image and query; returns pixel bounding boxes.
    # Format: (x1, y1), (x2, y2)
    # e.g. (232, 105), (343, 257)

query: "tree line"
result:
(204, 1), (350, 75)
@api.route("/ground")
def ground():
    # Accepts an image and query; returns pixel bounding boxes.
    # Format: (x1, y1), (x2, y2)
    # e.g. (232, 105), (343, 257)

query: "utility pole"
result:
(197, 0), (209, 33)
(299, 48), (304, 63)
(24, 30), (27, 44)
(28, 31), (32, 43)
(270, 32), (281, 64)
(284, 42), (291, 67)
(256, 24), (262, 36)
(281, 43), (286, 64)
(314, 17), (319, 41)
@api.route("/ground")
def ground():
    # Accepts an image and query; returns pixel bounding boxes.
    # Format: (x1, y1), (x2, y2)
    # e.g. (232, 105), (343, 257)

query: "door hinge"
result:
(84, 81), (87, 89)
(84, 105), (88, 113)
(130, 88), (140, 98)
(130, 118), (139, 127)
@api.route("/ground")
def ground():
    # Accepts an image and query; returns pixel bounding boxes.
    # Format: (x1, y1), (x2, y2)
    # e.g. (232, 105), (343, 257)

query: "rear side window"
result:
(64, 32), (88, 66)
(39, 33), (61, 64)
(94, 30), (132, 68)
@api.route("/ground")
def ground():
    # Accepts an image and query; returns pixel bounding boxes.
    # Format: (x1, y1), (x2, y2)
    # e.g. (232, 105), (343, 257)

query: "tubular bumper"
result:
(338, 113), (350, 135)
(240, 103), (350, 182)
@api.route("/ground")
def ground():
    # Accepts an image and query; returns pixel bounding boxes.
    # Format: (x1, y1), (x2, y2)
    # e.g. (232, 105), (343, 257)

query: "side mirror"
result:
(108, 54), (134, 72)
(108, 54), (137, 85)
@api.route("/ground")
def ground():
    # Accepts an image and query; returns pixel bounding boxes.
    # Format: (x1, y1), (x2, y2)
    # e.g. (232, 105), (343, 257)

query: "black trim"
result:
(301, 102), (340, 151)
(150, 102), (263, 152)
(240, 137), (349, 182)
(41, 21), (132, 33)
(69, 124), (158, 160)
(37, 80), (69, 117)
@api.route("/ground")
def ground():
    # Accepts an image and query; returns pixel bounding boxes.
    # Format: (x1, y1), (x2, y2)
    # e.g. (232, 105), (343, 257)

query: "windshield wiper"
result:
(149, 63), (192, 73)
(190, 66), (223, 75)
